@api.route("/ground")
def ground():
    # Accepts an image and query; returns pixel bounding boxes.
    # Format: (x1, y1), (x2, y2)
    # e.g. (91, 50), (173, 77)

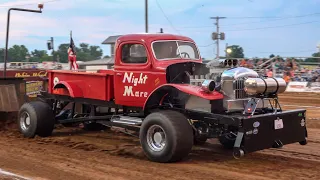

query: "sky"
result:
(0, 0), (319, 60)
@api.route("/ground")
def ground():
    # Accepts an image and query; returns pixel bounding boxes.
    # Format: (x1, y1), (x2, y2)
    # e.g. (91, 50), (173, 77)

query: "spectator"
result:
(247, 59), (254, 68)
(283, 71), (291, 84)
(267, 69), (273, 77)
(256, 59), (263, 67)
(240, 59), (247, 67)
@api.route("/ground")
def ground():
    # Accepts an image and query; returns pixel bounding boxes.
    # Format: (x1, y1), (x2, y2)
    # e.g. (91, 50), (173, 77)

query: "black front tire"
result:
(140, 110), (194, 163)
(18, 101), (55, 138)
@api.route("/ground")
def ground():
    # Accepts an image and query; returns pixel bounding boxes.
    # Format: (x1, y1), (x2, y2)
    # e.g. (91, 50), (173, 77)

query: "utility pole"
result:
(210, 16), (226, 59)
(145, 0), (148, 33)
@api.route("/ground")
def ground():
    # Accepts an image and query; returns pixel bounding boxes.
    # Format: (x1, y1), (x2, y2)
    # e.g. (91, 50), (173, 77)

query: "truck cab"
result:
(109, 34), (203, 107)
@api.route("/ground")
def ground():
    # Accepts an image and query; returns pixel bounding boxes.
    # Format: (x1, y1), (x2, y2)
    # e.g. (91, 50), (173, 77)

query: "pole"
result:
(3, 7), (42, 78)
(4, 9), (12, 78)
(145, 0), (148, 33)
(216, 17), (220, 59)
(210, 16), (226, 59)
(51, 37), (55, 62)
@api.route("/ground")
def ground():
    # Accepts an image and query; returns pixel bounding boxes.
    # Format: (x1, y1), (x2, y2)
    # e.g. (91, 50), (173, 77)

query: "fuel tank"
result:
(244, 77), (287, 95)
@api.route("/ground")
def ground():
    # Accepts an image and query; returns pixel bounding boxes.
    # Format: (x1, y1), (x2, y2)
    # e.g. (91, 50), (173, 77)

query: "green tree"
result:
(29, 49), (51, 62)
(54, 44), (69, 63)
(226, 45), (244, 58)
(305, 52), (320, 62)
(76, 43), (103, 61)
(54, 43), (103, 63)
(0, 48), (4, 62)
(7, 45), (29, 62)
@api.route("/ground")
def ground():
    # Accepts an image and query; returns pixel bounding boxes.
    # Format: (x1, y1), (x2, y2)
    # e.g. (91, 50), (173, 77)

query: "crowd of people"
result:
(238, 58), (320, 83)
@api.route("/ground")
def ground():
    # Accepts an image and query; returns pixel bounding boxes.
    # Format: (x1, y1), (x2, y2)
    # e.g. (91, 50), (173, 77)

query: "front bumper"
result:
(233, 109), (307, 157)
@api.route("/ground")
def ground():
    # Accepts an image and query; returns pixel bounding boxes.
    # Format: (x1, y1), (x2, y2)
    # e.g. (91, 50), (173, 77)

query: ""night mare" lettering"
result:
(122, 72), (148, 98)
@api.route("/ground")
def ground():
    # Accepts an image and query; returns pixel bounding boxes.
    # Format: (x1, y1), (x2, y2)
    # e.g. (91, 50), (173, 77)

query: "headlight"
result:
(201, 80), (216, 93)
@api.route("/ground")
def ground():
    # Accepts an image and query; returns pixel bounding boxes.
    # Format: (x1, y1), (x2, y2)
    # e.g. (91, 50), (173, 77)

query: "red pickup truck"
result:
(17, 33), (308, 163)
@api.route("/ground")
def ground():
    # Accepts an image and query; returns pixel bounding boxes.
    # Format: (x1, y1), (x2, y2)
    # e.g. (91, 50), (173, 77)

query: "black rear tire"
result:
(140, 110), (194, 163)
(18, 101), (55, 138)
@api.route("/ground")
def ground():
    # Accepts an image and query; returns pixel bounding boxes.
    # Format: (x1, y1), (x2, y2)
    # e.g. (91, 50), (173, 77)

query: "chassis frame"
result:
(35, 90), (308, 159)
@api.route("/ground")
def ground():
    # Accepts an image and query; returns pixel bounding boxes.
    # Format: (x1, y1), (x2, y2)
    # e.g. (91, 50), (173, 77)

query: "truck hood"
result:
(153, 59), (203, 71)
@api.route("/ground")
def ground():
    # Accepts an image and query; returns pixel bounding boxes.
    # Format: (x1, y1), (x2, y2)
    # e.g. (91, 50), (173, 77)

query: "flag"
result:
(68, 33), (78, 70)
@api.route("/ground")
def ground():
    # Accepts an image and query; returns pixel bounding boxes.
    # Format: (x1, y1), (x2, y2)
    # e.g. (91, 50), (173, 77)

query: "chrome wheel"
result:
(20, 112), (31, 131)
(146, 125), (166, 152)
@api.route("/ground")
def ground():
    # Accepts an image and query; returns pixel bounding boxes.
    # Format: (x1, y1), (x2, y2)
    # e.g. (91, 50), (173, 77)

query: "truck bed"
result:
(47, 70), (115, 101)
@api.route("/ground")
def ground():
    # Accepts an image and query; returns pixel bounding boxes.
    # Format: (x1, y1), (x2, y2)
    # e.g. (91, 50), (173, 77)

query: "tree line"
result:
(0, 43), (318, 63)
(0, 43), (110, 63)
(225, 45), (320, 62)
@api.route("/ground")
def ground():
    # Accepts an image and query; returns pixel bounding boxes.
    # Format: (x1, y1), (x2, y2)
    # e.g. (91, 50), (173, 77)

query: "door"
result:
(114, 42), (154, 108)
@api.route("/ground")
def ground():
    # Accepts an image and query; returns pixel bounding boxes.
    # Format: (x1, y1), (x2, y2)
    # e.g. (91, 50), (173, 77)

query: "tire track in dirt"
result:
(1, 127), (320, 180)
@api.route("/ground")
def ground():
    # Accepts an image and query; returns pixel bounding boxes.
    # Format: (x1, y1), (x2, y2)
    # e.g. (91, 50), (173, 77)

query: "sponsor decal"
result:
(14, 71), (47, 78)
(122, 72), (148, 98)
(154, 77), (160, 86)
(53, 77), (59, 86)
(274, 117), (284, 130)
(300, 119), (306, 127)
(26, 81), (43, 97)
(253, 121), (260, 128)
(253, 128), (259, 134)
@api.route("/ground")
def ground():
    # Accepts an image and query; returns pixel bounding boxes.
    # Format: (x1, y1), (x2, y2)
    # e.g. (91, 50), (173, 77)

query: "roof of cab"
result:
(116, 33), (195, 43)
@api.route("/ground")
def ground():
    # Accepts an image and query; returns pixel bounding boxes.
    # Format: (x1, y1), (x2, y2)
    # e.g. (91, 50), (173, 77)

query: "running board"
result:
(111, 115), (143, 126)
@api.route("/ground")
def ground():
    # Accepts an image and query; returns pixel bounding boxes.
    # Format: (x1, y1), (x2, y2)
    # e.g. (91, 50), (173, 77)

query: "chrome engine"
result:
(219, 67), (287, 112)
(220, 67), (259, 99)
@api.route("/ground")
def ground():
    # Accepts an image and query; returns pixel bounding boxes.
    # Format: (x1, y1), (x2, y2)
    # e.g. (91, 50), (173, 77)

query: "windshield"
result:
(152, 40), (200, 60)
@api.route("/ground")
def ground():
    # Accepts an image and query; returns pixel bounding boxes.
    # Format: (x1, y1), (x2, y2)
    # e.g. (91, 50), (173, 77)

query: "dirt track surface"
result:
(0, 92), (320, 180)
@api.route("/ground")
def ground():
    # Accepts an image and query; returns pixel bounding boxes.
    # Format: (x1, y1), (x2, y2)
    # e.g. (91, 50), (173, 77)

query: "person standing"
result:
(68, 32), (78, 70)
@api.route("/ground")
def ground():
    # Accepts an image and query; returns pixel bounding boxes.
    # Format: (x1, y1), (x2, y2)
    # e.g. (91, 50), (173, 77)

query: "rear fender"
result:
(143, 84), (223, 113)
(53, 81), (83, 98)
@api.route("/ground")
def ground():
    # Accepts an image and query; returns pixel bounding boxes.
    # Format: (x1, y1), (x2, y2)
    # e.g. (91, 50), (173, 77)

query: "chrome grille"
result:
(233, 79), (248, 99)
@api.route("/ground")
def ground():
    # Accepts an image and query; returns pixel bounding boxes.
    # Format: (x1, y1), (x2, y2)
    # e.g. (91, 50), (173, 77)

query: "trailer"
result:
(16, 33), (308, 163)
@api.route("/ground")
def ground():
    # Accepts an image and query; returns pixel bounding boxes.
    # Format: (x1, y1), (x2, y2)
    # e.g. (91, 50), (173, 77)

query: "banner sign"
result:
(285, 82), (308, 92)
(305, 82), (320, 92)
(286, 81), (320, 93)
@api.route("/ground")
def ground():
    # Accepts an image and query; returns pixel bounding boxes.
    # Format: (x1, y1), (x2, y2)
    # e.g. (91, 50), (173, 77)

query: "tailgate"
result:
(238, 109), (307, 153)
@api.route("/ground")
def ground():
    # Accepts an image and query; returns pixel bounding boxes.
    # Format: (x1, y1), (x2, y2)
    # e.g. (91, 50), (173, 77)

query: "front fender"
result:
(143, 84), (223, 111)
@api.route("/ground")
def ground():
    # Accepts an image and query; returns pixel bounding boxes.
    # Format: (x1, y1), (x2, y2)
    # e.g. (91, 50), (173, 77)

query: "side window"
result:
(121, 43), (147, 64)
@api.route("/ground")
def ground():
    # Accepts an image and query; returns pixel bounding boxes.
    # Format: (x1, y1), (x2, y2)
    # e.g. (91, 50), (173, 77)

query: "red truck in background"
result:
(17, 33), (308, 163)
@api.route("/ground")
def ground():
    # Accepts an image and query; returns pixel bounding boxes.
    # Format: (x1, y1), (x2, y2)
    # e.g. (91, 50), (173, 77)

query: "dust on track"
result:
(0, 92), (319, 180)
